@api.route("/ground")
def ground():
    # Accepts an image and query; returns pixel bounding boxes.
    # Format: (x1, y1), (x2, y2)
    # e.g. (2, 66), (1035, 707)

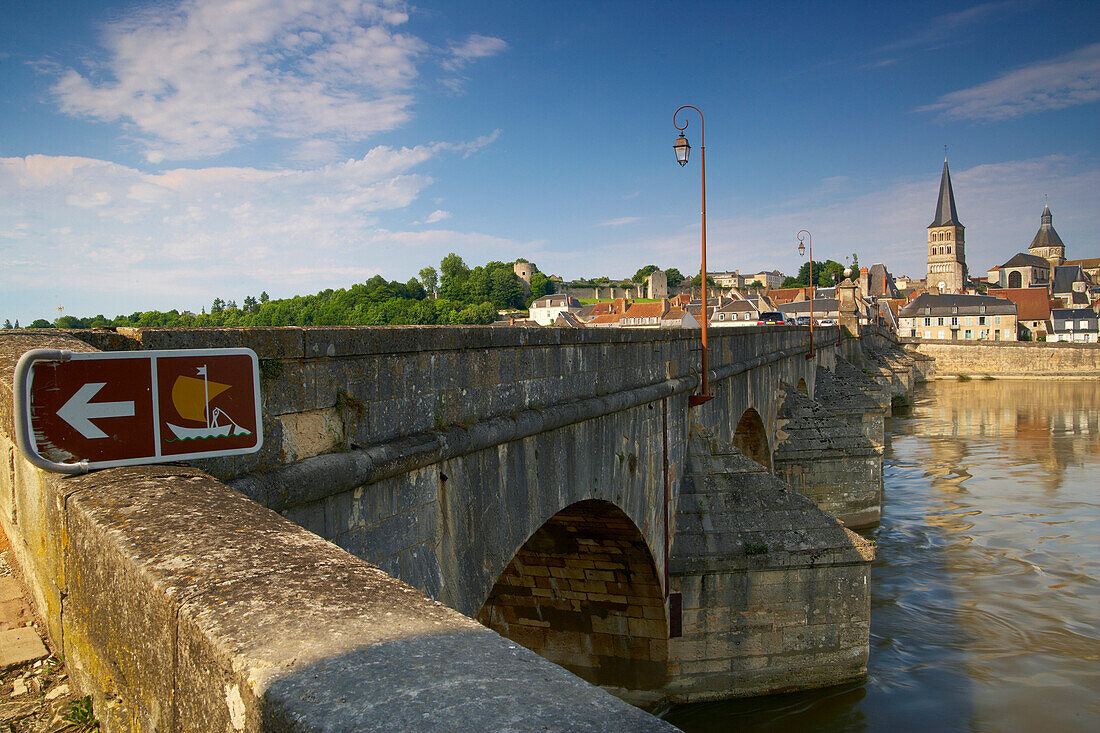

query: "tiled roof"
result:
(899, 292), (1016, 317)
(1029, 205), (1064, 250)
(587, 314), (621, 325)
(987, 288), (1053, 321)
(999, 252), (1050, 269)
(1066, 257), (1100, 270)
(623, 302), (666, 319)
(1052, 265), (1086, 294)
(930, 159), (962, 227)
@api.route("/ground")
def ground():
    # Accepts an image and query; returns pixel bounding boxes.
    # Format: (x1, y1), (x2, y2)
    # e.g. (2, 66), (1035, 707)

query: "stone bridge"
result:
(0, 325), (923, 729)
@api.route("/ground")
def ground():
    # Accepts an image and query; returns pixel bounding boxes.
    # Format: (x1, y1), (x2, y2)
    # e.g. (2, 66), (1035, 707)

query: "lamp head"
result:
(674, 133), (690, 166)
(798, 241), (806, 257)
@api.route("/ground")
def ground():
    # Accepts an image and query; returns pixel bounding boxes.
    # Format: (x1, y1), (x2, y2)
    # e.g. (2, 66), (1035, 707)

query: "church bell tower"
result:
(925, 156), (968, 293)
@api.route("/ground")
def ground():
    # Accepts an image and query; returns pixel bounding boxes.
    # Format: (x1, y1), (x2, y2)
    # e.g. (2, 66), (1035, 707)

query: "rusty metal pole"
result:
(798, 229), (814, 359)
(675, 105), (714, 406)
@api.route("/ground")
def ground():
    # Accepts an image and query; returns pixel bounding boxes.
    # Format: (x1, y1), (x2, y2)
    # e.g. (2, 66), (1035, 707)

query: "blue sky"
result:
(2, 0), (1099, 324)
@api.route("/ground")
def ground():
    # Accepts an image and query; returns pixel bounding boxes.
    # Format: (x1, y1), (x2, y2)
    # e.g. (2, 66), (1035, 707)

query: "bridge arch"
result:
(797, 377), (808, 395)
(476, 499), (668, 700)
(733, 407), (771, 470)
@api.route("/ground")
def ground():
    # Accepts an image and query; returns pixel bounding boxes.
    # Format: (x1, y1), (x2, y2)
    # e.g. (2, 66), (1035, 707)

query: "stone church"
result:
(925, 158), (968, 294)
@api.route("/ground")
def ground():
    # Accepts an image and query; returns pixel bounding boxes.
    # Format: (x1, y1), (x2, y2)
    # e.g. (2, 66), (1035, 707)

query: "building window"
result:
(964, 329), (972, 338)
(937, 317), (944, 326)
(1081, 321), (1089, 329)
(938, 330), (945, 339)
(950, 317), (959, 326)
(718, 314), (724, 320)
(995, 316), (1001, 325)
(979, 329), (987, 339)
(924, 317), (931, 326)
(995, 330), (1001, 340)
(978, 316), (986, 325)
(947, 246), (951, 254)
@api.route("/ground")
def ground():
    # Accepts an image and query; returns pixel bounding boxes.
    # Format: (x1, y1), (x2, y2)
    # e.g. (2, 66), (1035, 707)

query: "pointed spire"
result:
(1041, 204), (1052, 226)
(929, 159), (961, 228)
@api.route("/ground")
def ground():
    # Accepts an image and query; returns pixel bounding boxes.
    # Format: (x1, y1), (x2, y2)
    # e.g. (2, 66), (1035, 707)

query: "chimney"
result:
(661, 297), (669, 317)
(614, 297), (626, 314)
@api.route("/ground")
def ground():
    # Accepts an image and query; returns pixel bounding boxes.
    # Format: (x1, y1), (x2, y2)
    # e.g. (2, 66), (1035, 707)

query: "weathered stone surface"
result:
(668, 426), (873, 702)
(904, 339), (1100, 377)
(0, 626), (48, 669)
(772, 384), (883, 528)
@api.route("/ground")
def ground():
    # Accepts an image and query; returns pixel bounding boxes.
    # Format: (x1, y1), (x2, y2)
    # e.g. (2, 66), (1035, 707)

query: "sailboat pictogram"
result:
(165, 365), (252, 441)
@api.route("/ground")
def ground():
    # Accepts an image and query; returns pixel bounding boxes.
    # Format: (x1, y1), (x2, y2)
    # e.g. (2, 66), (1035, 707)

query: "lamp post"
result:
(797, 229), (814, 359)
(674, 105), (713, 406)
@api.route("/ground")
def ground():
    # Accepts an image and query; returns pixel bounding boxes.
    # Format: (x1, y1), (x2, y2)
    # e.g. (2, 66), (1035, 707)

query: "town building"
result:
(1051, 265), (1092, 308)
(987, 288), (1053, 340)
(925, 158), (969, 294)
(711, 299), (762, 326)
(1065, 257), (1100, 283)
(899, 293), (1016, 341)
(858, 264), (901, 299)
(779, 298), (840, 323)
(1048, 308), (1098, 343)
(529, 294), (581, 326)
(1028, 205), (1066, 271)
(989, 253), (1050, 289)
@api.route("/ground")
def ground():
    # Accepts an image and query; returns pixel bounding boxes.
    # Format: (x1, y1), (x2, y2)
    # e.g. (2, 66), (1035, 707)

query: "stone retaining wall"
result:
(0, 332), (673, 732)
(902, 339), (1100, 377)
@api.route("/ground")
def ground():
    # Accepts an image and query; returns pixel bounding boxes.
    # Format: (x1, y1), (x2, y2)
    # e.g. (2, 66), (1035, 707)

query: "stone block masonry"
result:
(0, 332), (674, 732)
(903, 339), (1100, 378)
(667, 426), (873, 703)
(772, 384), (883, 528)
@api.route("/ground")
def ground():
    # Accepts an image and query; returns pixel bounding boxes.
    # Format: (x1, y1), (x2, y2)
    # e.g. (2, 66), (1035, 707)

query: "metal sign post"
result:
(13, 348), (262, 474)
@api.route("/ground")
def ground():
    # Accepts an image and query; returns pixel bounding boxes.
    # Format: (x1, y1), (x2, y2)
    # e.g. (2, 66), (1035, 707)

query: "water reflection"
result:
(664, 379), (1100, 732)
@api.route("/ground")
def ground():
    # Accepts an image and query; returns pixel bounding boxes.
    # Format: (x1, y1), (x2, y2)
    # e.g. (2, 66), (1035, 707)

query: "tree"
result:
(665, 268), (685, 287)
(2, 319), (11, 330)
(632, 265), (660, 284)
(528, 272), (551, 302)
(691, 273), (717, 287)
(30, 319), (52, 328)
(419, 266), (438, 296)
(788, 259), (844, 287)
(243, 295), (258, 313)
(211, 298), (225, 314)
(14, 320), (20, 329)
(405, 278), (427, 300)
(489, 268), (524, 309)
(439, 253), (470, 301)
(851, 253), (859, 272)
(781, 276), (801, 288)
(748, 280), (763, 288)
(259, 291), (270, 303)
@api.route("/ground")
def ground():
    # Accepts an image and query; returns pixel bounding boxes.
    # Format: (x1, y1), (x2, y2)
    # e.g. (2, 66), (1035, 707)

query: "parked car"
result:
(817, 318), (836, 326)
(757, 311), (786, 325)
(796, 316), (812, 326)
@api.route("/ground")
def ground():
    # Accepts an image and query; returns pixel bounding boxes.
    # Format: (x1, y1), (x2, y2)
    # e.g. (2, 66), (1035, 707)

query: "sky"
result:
(2, 0), (1099, 325)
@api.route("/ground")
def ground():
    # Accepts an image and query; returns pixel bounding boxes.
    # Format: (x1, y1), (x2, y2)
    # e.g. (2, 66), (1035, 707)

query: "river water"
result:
(664, 378), (1100, 732)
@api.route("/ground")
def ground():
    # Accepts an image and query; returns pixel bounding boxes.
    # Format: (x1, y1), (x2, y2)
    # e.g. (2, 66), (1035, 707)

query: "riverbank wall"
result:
(901, 340), (1100, 378)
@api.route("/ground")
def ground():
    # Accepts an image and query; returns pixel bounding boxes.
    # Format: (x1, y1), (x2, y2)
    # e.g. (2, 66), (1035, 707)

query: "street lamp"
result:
(674, 105), (713, 406)
(797, 229), (814, 359)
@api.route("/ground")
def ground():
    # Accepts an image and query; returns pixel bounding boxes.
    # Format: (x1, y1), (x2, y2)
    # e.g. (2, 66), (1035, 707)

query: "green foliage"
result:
(690, 273), (717, 287)
(418, 266), (438, 296)
(2, 319), (11, 329)
(632, 264), (660, 283)
(851, 252), (859, 271)
(786, 259), (845, 287)
(62, 696), (100, 731)
(743, 542), (769, 556)
(665, 268), (685, 287)
(30, 318), (52, 328)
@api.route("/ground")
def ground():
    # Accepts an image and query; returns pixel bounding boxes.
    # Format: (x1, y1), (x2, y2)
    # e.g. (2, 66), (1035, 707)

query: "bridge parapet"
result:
(0, 331), (675, 732)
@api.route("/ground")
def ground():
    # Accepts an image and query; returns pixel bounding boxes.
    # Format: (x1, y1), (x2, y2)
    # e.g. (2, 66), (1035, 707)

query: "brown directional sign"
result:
(14, 348), (262, 472)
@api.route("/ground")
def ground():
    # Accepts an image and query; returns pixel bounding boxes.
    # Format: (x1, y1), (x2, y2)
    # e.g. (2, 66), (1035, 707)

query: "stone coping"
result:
(900, 337), (1100, 350)
(11, 324), (806, 360)
(0, 332), (675, 731)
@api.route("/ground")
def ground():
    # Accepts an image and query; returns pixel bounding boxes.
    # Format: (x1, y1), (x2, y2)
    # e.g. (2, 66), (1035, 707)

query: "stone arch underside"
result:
(733, 408), (771, 470)
(796, 378), (808, 396)
(476, 499), (668, 700)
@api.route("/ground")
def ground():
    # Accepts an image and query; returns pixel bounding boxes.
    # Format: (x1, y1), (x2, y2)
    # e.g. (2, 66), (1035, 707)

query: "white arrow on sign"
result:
(56, 382), (135, 440)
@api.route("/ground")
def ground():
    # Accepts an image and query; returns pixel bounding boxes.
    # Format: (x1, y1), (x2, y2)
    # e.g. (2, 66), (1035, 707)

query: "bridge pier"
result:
(771, 384), (884, 528)
(666, 427), (874, 702)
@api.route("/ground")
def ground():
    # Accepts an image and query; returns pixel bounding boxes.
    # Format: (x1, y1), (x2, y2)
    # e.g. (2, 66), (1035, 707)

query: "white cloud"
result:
(918, 42), (1100, 121)
(0, 138), (525, 322)
(598, 217), (642, 227)
(424, 209), (451, 223)
(444, 34), (508, 70)
(51, 0), (427, 160)
(548, 156), (1100, 284)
